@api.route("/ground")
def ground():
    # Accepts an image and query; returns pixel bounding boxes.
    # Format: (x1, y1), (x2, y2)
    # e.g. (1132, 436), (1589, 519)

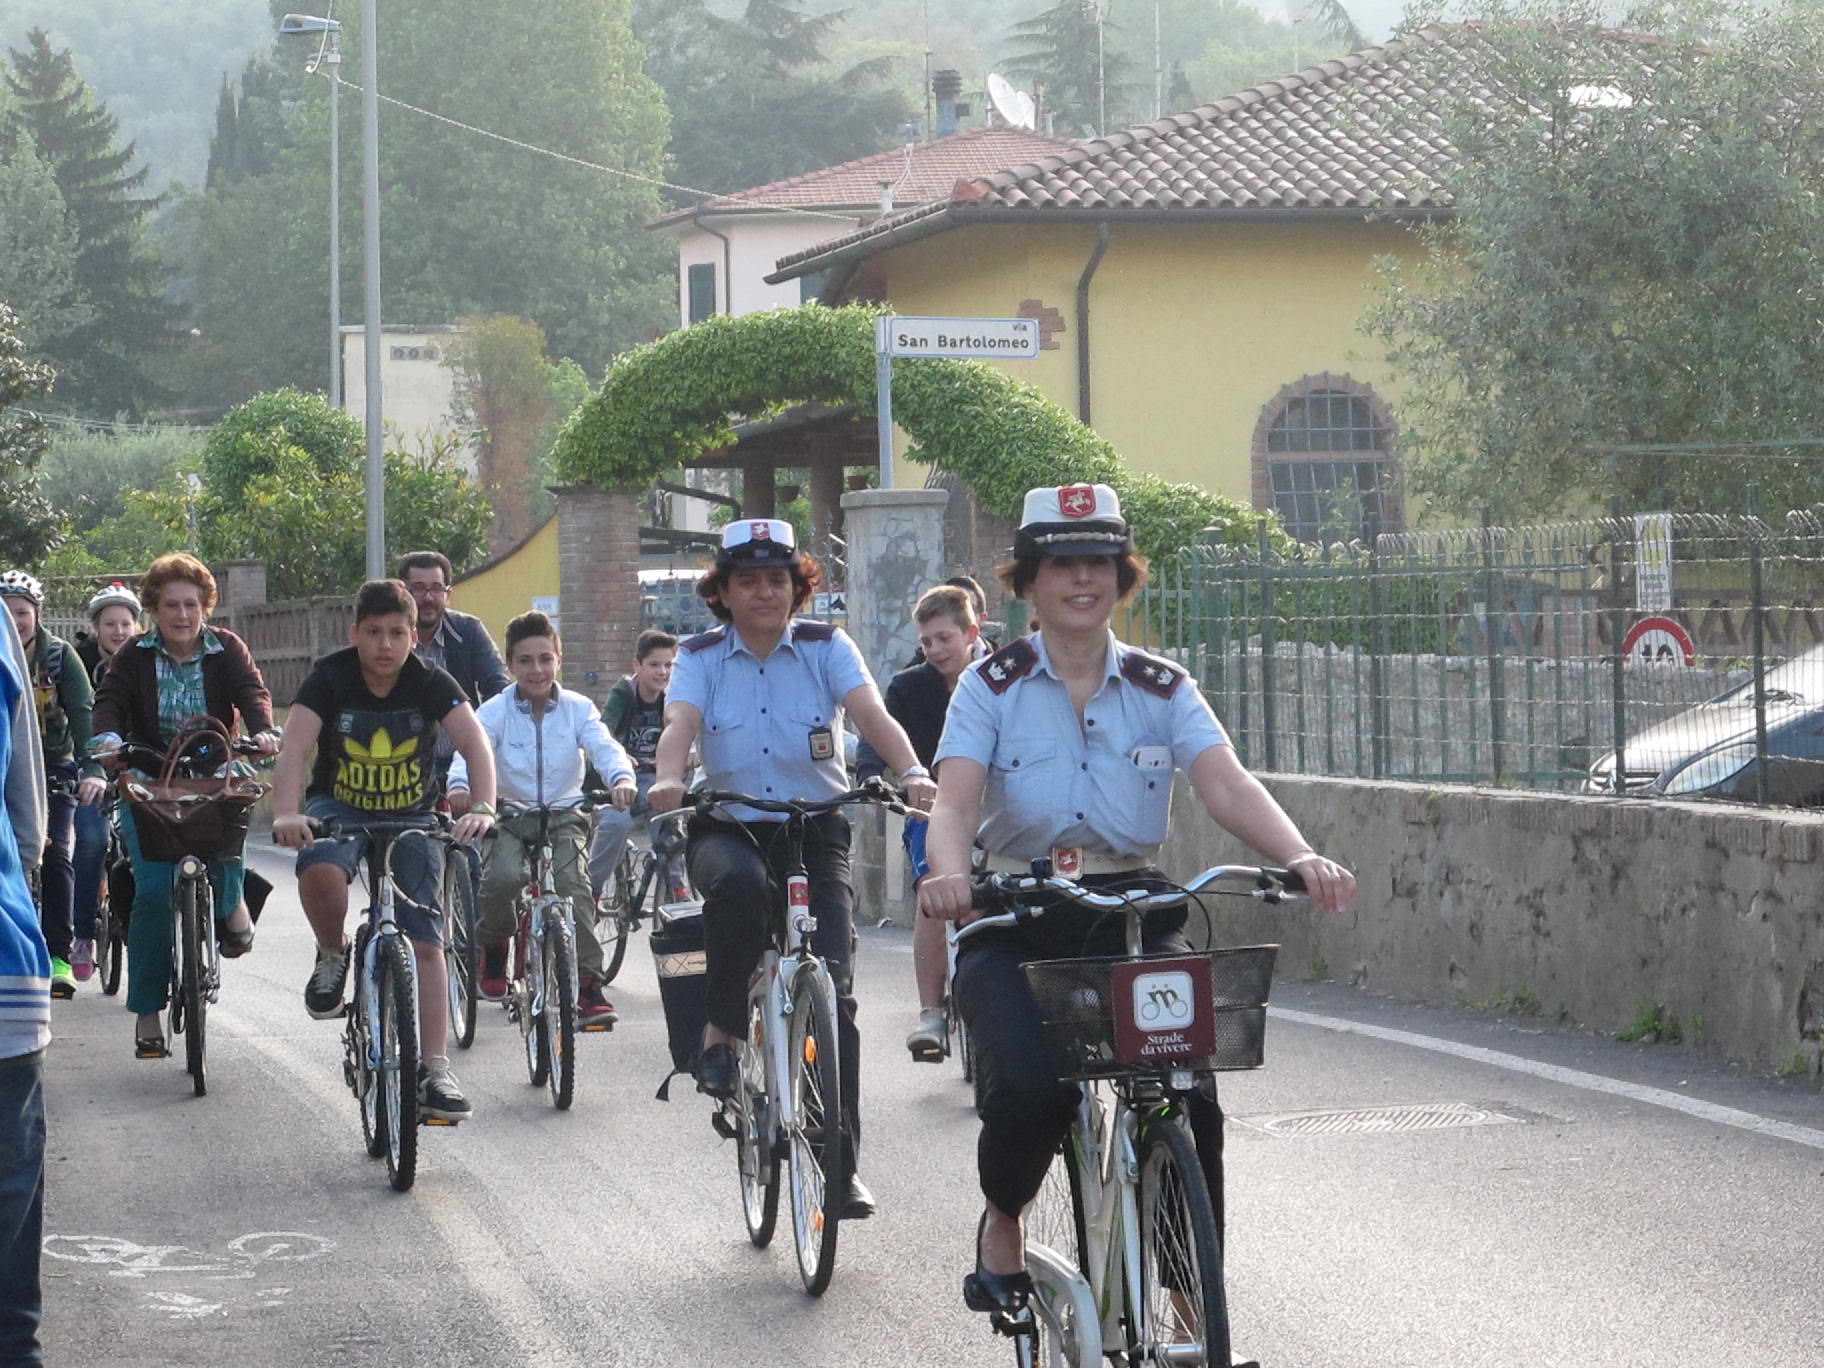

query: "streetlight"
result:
(278, 14), (340, 408)
(281, 7), (385, 580)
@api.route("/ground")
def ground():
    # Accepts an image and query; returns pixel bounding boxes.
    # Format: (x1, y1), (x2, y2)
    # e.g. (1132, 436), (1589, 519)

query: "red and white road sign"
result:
(1621, 615), (1695, 667)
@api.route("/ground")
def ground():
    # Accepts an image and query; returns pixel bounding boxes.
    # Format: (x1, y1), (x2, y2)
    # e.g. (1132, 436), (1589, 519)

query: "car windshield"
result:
(1713, 646), (1824, 705)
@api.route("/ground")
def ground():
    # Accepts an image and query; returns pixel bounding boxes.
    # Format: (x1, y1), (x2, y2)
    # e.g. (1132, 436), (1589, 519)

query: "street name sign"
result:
(883, 316), (1040, 359)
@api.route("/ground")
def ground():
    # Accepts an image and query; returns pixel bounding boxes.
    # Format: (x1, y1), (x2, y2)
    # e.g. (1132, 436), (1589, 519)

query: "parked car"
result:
(1583, 645), (1824, 802)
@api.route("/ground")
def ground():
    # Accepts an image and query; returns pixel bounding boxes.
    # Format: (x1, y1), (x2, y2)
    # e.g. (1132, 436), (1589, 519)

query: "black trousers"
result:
(686, 811), (862, 1156)
(954, 883), (1225, 1235)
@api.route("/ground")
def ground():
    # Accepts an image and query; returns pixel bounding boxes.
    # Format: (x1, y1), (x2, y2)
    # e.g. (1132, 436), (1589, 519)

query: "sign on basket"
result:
(1110, 955), (1216, 1064)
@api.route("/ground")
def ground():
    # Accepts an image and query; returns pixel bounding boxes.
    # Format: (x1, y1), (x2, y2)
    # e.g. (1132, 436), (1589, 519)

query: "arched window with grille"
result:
(1250, 374), (1402, 543)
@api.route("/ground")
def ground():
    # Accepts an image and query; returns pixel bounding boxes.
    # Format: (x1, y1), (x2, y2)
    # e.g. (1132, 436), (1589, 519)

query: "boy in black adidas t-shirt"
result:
(270, 579), (498, 1120)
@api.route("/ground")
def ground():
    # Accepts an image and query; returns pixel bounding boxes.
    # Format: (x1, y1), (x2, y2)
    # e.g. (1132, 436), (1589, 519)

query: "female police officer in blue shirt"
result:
(650, 518), (936, 1220)
(917, 483), (1355, 1308)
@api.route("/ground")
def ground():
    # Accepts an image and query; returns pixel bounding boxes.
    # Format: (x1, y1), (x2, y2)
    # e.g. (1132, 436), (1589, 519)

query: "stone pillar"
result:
(556, 484), (641, 698)
(839, 487), (949, 686)
(213, 560), (267, 632)
(742, 459), (776, 519)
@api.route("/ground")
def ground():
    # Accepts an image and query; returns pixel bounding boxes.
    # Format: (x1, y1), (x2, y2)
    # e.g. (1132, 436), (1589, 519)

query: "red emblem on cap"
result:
(750, 521), (771, 540)
(1058, 484), (1097, 518)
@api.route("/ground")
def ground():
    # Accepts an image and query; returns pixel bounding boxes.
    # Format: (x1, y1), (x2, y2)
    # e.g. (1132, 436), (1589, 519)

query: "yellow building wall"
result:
(878, 218), (1423, 505)
(450, 516), (559, 645)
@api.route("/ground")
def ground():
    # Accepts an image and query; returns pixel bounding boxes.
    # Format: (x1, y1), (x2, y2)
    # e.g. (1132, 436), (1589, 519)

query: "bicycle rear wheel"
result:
(1026, 1131), (1090, 1283)
(543, 917), (578, 1110)
(378, 936), (420, 1191)
(179, 876), (208, 1097)
(97, 881), (122, 997)
(1136, 1114), (1229, 1366)
(736, 995), (780, 1247)
(786, 966), (844, 1296)
(443, 854), (478, 1050)
(1023, 1243), (1103, 1367)
(595, 851), (635, 984)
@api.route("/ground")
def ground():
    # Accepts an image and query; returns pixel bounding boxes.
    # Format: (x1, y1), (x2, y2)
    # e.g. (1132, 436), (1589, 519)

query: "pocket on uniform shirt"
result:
(989, 736), (1056, 777)
(1122, 743), (1175, 837)
(702, 713), (757, 768)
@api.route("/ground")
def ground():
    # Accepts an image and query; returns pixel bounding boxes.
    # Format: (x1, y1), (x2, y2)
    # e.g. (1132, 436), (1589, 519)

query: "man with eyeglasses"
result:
(395, 552), (510, 789)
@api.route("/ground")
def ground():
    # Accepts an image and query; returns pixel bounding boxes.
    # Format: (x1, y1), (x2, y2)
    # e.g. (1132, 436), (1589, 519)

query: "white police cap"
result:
(718, 517), (801, 567)
(1016, 483), (1131, 557)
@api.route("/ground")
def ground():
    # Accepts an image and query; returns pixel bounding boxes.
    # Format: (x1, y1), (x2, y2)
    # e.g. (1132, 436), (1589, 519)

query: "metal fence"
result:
(1127, 512), (1824, 807)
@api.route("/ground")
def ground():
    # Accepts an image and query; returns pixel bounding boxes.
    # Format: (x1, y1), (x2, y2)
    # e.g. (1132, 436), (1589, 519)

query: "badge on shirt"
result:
(808, 726), (836, 762)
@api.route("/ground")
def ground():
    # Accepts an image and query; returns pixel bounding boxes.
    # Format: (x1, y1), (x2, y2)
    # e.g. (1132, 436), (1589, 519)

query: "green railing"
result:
(1128, 512), (1824, 806)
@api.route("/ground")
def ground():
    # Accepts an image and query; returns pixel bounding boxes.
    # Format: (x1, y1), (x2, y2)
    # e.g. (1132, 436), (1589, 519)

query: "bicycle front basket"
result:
(1022, 945), (1278, 1081)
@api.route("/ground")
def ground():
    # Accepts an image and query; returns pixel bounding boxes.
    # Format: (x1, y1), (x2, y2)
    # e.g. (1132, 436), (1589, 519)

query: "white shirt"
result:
(449, 684), (633, 810)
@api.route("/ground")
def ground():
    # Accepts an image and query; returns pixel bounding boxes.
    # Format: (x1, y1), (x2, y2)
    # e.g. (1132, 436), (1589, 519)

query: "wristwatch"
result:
(900, 765), (931, 780)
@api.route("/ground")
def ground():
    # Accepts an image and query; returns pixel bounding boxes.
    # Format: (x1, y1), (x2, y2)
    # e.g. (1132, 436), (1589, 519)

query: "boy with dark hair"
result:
(588, 629), (688, 901)
(270, 579), (498, 1120)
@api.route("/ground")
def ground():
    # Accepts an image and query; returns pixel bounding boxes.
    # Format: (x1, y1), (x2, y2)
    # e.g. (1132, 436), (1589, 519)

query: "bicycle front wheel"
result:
(736, 994), (780, 1247)
(443, 854), (478, 1050)
(595, 852), (635, 984)
(1023, 1242), (1103, 1367)
(179, 877), (208, 1097)
(543, 917), (578, 1110)
(98, 886), (122, 996)
(786, 966), (844, 1296)
(378, 936), (421, 1192)
(1137, 1115), (1230, 1366)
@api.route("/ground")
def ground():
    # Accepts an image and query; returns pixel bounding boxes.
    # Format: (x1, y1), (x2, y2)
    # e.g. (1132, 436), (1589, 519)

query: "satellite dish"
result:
(987, 72), (1037, 131)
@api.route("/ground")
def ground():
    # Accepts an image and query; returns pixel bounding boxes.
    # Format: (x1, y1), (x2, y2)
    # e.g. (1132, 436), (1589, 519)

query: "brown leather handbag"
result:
(122, 719), (268, 864)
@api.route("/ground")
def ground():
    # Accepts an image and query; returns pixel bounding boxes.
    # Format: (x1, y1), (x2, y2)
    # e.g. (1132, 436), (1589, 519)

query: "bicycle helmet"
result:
(0, 570), (43, 606)
(86, 581), (142, 620)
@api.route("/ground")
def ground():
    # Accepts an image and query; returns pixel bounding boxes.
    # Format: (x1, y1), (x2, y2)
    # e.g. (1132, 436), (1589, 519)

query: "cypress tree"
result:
(5, 28), (172, 416)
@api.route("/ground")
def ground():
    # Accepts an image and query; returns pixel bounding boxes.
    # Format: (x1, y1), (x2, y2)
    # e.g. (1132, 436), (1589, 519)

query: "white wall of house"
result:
(340, 325), (476, 477)
(664, 211), (866, 325)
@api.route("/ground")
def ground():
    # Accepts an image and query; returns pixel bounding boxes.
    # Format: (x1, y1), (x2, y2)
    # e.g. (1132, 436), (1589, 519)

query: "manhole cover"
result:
(1238, 1101), (1526, 1138)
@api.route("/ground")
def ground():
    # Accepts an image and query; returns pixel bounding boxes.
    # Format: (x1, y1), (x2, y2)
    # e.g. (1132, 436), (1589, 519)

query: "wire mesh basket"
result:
(1022, 945), (1278, 1081)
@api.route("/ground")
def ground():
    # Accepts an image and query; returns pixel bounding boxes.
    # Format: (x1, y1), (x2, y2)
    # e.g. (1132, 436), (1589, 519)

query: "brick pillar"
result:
(556, 484), (641, 697)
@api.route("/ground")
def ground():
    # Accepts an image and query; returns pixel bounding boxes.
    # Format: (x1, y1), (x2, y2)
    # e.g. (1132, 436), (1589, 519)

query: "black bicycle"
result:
(594, 805), (691, 984)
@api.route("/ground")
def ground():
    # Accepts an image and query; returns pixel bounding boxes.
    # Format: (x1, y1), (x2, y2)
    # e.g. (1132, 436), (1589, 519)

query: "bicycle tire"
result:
(379, 936), (420, 1192)
(354, 927), (384, 1159)
(97, 879), (122, 996)
(736, 994), (780, 1247)
(787, 966), (844, 1296)
(948, 991), (969, 1078)
(1136, 1115), (1230, 1366)
(596, 850), (636, 984)
(443, 854), (478, 1050)
(1024, 1242), (1103, 1367)
(180, 877), (207, 1097)
(544, 916), (578, 1110)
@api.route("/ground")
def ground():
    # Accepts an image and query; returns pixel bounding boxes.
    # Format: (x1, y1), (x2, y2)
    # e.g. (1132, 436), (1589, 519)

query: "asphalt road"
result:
(37, 842), (1824, 1367)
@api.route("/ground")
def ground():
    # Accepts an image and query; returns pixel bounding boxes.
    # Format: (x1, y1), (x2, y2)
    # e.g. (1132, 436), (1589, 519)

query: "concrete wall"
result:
(341, 326), (473, 475)
(858, 777), (1824, 1076)
(667, 211), (867, 323)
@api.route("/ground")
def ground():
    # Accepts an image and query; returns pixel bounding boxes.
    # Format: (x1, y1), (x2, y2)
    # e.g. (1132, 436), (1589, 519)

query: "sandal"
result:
(219, 923), (255, 958)
(963, 1210), (1032, 1312)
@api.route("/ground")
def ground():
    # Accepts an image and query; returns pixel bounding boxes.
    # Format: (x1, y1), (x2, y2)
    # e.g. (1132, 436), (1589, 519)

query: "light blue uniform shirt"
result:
(669, 619), (873, 823)
(934, 631), (1228, 862)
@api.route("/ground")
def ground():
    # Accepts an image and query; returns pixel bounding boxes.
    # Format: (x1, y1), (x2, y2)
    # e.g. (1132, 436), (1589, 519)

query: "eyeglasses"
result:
(406, 583), (450, 598)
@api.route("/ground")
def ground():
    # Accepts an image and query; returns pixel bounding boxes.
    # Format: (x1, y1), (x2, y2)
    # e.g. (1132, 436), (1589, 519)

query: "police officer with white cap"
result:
(917, 483), (1355, 1311)
(650, 517), (937, 1221)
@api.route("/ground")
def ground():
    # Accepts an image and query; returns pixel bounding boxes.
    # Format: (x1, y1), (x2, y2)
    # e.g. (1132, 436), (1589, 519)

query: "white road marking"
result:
(1270, 1006), (1824, 1152)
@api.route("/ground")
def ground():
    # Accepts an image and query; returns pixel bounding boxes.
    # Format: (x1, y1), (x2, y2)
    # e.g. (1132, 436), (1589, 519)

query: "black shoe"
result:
(963, 1211), (1032, 1312)
(418, 1061), (474, 1121)
(841, 1173), (877, 1220)
(218, 923), (255, 958)
(304, 942), (350, 1019)
(696, 1042), (738, 1099)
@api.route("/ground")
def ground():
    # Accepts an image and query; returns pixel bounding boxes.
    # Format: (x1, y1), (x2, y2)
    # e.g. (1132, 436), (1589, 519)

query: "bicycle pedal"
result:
(907, 1042), (946, 1063)
(579, 1021), (613, 1033)
(421, 1114), (460, 1127)
(709, 1109), (738, 1141)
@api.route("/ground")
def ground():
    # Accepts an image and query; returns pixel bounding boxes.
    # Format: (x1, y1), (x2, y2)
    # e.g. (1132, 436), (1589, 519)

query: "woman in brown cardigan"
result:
(92, 554), (281, 1059)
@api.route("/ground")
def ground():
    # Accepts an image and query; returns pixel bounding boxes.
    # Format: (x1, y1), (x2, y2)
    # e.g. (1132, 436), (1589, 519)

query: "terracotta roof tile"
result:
(769, 24), (1666, 279)
(648, 127), (1077, 228)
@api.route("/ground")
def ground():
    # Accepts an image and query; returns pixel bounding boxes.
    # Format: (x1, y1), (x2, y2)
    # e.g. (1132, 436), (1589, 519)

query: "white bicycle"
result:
(956, 863), (1303, 1367)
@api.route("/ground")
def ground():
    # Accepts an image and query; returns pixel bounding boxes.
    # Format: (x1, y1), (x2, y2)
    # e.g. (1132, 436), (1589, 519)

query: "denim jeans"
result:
(0, 1049), (45, 1366)
(71, 801), (108, 941)
(589, 773), (688, 901)
(38, 764), (76, 962)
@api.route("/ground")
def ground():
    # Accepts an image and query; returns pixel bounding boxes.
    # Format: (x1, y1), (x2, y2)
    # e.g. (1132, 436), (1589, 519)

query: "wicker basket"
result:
(1022, 945), (1278, 1081)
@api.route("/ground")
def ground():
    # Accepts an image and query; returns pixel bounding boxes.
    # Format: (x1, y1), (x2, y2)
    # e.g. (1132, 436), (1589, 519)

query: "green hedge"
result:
(553, 304), (1282, 562)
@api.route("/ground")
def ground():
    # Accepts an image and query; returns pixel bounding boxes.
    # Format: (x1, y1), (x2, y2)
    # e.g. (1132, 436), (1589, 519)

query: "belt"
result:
(981, 848), (1151, 879)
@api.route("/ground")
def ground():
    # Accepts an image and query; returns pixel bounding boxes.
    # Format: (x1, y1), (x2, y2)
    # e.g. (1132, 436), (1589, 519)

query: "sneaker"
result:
(479, 942), (509, 1000)
(304, 942), (350, 1019)
(578, 976), (618, 1027)
(907, 1006), (948, 1061)
(49, 958), (76, 999)
(70, 939), (95, 983)
(418, 1058), (473, 1120)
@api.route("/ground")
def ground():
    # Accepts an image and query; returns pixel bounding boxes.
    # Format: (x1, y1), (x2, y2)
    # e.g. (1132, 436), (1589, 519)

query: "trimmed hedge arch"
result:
(553, 303), (1283, 561)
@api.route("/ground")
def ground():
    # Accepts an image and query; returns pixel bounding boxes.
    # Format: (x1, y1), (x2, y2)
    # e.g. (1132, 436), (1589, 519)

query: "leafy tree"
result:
(635, 0), (912, 198)
(205, 59), (290, 191)
(199, 387), (360, 509)
(37, 425), (198, 535)
(5, 29), (172, 417)
(0, 303), (60, 565)
(445, 316), (555, 555)
(0, 135), (90, 349)
(1003, 0), (1140, 135)
(1366, 0), (1824, 520)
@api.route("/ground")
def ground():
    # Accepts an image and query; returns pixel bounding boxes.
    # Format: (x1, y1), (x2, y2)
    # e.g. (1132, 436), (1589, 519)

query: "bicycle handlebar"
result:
(297, 813), (455, 841)
(953, 863), (1306, 946)
(690, 777), (910, 820)
(495, 789), (619, 820)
